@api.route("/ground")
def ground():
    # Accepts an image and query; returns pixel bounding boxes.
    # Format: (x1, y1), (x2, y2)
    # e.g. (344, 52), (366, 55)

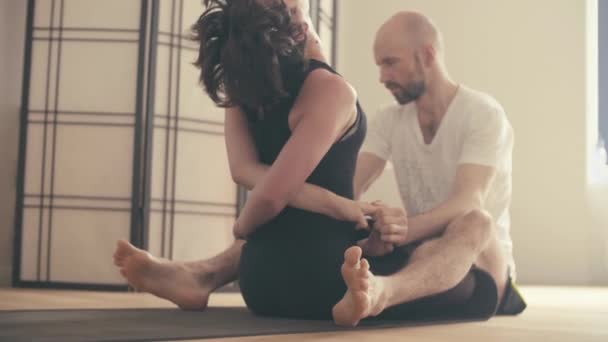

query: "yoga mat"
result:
(1, 270), (521, 341)
(0, 306), (492, 342)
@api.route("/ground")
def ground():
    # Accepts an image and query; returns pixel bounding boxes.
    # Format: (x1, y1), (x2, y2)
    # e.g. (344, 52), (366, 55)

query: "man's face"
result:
(283, 0), (307, 25)
(374, 38), (426, 105)
(257, 0), (309, 44)
(258, 0), (306, 21)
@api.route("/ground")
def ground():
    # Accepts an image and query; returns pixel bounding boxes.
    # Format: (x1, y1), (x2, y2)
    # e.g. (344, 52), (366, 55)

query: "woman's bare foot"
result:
(332, 246), (388, 327)
(113, 240), (213, 310)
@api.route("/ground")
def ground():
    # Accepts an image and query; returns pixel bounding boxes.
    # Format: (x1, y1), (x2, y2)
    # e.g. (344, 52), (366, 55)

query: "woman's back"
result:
(247, 59), (365, 240)
(248, 60), (364, 199)
(239, 59), (368, 319)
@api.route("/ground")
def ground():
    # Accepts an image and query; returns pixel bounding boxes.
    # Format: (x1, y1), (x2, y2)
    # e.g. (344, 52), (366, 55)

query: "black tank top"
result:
(245, 59), (367, 241)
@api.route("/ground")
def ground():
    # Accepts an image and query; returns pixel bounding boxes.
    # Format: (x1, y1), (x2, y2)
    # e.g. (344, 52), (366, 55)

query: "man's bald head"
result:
(373, 12), (445, 105)
(375, 11), (443, 55)
(281, 0), (310, 20)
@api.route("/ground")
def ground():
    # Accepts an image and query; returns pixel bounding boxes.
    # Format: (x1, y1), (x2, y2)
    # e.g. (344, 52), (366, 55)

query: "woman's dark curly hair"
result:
(192, 0), (307, 112)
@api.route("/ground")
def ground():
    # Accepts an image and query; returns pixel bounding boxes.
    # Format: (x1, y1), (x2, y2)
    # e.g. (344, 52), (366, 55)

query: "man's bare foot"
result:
(113, 240), (212, 310)
(332, 246), (388, 327)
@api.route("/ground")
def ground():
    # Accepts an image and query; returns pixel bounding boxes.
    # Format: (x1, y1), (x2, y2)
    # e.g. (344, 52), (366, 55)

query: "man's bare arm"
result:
(354, 152), (387, 200)
(404, 164), (496, 243)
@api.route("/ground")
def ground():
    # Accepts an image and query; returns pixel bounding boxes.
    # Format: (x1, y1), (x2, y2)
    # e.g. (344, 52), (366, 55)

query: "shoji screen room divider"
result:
(13, 0), (337, 290)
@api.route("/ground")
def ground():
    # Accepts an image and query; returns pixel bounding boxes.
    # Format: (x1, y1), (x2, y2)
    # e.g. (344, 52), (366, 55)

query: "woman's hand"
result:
(233, 220), (245, 240)
(331, 197), (376, 229)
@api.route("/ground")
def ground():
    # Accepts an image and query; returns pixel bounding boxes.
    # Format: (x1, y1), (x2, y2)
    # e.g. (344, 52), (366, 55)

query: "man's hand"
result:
(357, 201), (409, 257)
(357, 229), (395, 256)
(370, 200), (409, 246)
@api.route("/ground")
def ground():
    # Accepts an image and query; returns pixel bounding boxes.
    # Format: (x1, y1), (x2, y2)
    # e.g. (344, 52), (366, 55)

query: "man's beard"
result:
(389, 81), (426, 105)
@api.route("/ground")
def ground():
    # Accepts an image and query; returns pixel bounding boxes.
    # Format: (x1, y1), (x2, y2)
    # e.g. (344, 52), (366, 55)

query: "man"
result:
(114, 8), (525, 325)
(331, 11), (524, 326)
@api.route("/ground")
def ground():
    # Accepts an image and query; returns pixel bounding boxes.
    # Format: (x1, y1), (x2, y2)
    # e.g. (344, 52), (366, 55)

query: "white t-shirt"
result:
(361, 85), (516, 277)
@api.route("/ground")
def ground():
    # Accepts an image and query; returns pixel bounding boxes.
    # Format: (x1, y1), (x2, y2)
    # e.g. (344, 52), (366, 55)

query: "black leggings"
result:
(238, 231), (498, 321)
(238, 225), (354, 320)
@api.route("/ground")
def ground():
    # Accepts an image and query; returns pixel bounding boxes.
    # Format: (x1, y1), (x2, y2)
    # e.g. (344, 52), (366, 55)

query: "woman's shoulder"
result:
(303, 67), (356, 101)
(297, 71), (357, 121)
(286, 65), (358, 135)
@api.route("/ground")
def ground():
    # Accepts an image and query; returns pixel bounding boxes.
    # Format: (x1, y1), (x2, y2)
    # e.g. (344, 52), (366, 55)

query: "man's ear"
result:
(420, 44), (437, 68)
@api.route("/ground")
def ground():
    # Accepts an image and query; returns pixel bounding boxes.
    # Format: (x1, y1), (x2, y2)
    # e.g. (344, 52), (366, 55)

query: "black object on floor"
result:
(0, 306), (495, 342)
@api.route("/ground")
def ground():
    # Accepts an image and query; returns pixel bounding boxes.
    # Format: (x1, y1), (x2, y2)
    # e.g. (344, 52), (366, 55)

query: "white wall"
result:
(0, 0), (27, 286)
(2, 0), (606, 287)
(339, 0), (608, 285)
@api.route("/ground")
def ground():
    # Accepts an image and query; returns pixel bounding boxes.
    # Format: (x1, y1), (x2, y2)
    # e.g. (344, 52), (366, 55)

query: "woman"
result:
(113, 0), (376, 321)
(193, 0), (371, 319)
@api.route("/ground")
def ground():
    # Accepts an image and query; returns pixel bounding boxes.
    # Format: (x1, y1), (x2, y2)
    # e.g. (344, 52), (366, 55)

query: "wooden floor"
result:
(1, 286), (607, 341)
